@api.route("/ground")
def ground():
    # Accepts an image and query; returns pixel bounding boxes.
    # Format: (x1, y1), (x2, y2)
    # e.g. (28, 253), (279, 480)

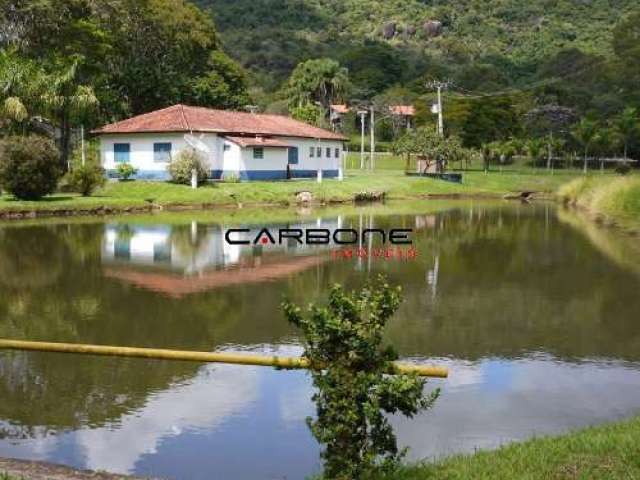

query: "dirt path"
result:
(0, 458), (159, 480)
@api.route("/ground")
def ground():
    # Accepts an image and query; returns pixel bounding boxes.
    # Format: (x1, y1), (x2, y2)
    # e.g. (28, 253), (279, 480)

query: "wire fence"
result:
(344, 152), (635, 175)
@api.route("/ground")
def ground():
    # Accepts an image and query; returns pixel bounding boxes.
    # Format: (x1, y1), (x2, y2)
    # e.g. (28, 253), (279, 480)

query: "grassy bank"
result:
(391, 416), (640, 480)
(0, 168), (587, 218)
(558, 176), (640, 230)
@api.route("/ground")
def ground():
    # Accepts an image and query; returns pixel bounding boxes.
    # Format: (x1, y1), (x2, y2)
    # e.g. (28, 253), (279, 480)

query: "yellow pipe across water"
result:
(0, 339), (448, 378)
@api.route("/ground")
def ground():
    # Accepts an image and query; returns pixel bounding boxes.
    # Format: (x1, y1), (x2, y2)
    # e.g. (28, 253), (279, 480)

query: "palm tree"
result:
(480, 143), (493, 173)
(1, 52), (97, 168)
(42, 58), (98, 169)
(0, 49), (47, 132)
(613, 107), (638, 161)
(488, 140), (517, 172)
(287, 58), (350, 112)
(593, 128), (613, 173)
(525, 138), (545, 168)
(571, 118), (598, 174)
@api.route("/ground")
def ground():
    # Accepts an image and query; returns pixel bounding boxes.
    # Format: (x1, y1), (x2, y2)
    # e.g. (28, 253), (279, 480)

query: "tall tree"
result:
(0, 49), (46, 131)
(182, 51), (250, 109)
(613, 107), (639, 161)
(461, 96), (520, 148)
(287, 58), (350, 112)
(42, 58), (98, 169)
(571, 118), (598, 173)
(1, 0), (251, 119)
(526, 138), (546, 168)
(393, 127), (466, 172)
(107, 0), (222, 114)
(593, 127), (616, 172)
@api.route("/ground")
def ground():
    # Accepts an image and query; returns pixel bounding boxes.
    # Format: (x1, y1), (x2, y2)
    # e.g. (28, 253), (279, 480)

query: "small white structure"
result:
(93, 104), (347, 181)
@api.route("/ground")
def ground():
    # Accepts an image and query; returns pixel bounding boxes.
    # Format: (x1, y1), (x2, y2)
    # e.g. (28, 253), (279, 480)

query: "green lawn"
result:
(388, 416), (640, 480)
(0, 164), (599, 217)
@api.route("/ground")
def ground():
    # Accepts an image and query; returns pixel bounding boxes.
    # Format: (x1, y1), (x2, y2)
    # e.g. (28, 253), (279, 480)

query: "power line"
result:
(428, 55), (611, 100)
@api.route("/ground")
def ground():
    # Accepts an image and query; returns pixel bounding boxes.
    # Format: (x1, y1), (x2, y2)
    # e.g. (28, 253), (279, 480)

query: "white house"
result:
(93, 104), (347, 181)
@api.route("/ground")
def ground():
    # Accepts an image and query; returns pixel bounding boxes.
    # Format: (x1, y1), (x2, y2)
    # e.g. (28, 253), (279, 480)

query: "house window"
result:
(253, 147), (264, 159)
(153, 143), (172, 163)
(223, 143), (231, 152)
(335, 148), (340, 158)
(326, 147), (331, 158)
(316, 147), (322, 158)
(114, 143), (130, 163)
(309, 146), (314, 158)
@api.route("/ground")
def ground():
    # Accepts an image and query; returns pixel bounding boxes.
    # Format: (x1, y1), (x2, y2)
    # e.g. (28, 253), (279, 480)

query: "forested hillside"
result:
(196, 0), (637, 92)
(1, 0), (639, 165)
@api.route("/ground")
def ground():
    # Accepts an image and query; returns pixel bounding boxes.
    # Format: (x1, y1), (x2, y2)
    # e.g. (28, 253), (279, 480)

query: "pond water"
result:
(0, 201), (640, 480)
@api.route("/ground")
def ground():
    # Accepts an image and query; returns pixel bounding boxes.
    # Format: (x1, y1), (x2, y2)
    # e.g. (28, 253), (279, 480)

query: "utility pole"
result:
(370, 105), (375, 170)
(436, 86), (443, 136)
(547, 131), (553, 174)
(426, 79), (452, 137)
(358, 110), (367, 169)
(80, 125), (86, 166)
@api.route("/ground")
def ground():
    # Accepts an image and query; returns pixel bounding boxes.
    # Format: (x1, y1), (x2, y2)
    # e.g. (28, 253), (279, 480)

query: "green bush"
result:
(116, 162), (137, 181)
(167, 149), (209, 185)
(66, 164), (106, 196)
(282, 277), (439, 479)
(0, 134), (61, 200)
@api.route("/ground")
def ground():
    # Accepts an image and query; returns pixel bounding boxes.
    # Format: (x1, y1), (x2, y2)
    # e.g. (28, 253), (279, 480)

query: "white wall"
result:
(221, 136), (343, 179)
(239, 145), (288, 171)
(280, 137), (343, 173)
(221, 140), (242, 175)
(100, 133), (223, 177)
(99, 132), (344, 180)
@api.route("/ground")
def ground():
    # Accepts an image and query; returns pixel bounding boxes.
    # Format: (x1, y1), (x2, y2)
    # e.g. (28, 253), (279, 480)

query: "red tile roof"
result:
(330, 104), (415, 116)
(389, 105), (415, 116)
(103, 254), (329, 298)
(224, 135), (292, 148)
(330, 104), (350, 114)
(93, 104), (347, 141)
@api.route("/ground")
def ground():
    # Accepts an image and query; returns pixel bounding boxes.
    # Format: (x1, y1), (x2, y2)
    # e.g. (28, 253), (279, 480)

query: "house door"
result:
(288, 147), (299, 164)
(287, 147), (298, 179)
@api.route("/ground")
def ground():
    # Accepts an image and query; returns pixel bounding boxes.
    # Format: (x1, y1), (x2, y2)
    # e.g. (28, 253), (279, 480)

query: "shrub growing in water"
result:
(116, 163), (137, 181)
(167, 149), (209, 185)
(0, 135), (61, 200)
(282, 276), (439, 479)
(67, 164), (106, 196)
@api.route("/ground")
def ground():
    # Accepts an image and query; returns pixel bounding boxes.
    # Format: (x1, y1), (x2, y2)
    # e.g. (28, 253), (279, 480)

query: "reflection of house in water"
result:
(102, 219), (342, 297)
(104, 224), (231, 274)
(106, 226), (173, 264)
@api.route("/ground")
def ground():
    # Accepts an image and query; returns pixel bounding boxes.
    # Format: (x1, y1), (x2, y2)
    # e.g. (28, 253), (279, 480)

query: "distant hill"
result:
(194, 0), (638, 92)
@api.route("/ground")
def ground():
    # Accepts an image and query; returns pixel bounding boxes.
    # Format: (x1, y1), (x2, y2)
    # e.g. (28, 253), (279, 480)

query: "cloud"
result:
(74, 364), (259, 474)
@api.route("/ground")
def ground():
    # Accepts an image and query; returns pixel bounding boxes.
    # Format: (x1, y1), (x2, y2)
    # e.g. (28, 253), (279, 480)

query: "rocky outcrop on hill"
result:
(382, 22), (397, 39)
(423, 20), (443, 37)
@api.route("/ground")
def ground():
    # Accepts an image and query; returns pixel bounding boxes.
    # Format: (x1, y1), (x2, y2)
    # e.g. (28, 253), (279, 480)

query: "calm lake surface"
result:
(1, 201), (640, 479)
